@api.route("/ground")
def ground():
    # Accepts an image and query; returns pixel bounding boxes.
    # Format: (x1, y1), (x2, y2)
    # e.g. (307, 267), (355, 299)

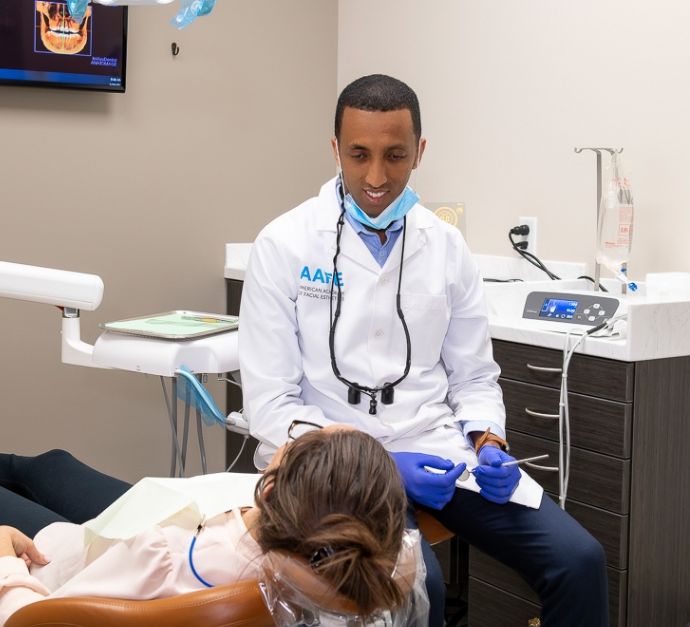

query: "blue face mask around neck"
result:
(342, 185), (420, 230)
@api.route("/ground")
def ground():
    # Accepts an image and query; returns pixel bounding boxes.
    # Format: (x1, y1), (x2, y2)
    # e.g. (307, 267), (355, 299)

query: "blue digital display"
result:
(539, 298), (579, 320)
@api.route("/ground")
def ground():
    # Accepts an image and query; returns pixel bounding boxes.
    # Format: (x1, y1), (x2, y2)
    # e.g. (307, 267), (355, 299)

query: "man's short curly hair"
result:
(335, 74), (421, 141)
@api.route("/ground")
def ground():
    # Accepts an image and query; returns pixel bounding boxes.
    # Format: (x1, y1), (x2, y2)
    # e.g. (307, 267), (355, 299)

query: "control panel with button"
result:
(522, 291), (621, 327)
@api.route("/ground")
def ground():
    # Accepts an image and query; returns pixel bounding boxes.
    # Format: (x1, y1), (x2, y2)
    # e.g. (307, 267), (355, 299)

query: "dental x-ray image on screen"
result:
(35, 2), (93, 56)
(0, 1), (127, 92)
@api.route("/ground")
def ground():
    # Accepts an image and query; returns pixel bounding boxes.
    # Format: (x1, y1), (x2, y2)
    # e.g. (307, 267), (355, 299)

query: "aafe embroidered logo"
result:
(299, 265), (344, 287)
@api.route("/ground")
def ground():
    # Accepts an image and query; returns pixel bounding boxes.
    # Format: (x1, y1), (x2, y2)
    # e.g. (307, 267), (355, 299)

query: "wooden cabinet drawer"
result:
(468, 578), (541, 627)
(501, 378), (632, 458)
(559, 495), (629, 570)
(470, 550), (627, 627)
(493, 340), (634, 402)
(507, 430), (630, 514)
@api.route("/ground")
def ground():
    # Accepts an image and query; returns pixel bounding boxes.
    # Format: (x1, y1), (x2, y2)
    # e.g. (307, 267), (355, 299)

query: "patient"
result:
(0, 427), (423, 625)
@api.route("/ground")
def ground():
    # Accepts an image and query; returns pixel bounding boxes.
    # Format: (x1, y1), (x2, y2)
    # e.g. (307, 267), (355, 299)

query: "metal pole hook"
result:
(574, 147), (623, 155)
(171, 42), (180, 57)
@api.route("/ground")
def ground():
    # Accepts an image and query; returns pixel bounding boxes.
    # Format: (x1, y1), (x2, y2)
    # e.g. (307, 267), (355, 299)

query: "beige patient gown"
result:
(0, 508), (261, 626)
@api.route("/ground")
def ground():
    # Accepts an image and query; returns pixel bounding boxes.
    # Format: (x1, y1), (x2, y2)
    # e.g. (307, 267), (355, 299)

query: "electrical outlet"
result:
(518, 216), (538, 255)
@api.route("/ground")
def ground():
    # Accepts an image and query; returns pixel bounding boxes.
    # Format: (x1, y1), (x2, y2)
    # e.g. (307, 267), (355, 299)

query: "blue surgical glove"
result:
(391, 452), (467, 510)
(473, 445), (521, 505)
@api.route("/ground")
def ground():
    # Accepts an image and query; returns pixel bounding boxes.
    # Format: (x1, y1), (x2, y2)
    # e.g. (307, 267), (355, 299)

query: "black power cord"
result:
(508, 226), (561, 280)
(507, 225), (607, 291)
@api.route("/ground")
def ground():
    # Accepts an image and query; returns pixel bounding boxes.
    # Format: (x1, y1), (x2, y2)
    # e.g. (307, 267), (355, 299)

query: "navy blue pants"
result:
(0, 449), (131, 537)
(409, 490), (609, 627)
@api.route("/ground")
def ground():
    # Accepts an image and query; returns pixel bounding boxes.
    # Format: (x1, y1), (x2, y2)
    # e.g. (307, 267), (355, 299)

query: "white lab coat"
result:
(239, 177), (507, 472)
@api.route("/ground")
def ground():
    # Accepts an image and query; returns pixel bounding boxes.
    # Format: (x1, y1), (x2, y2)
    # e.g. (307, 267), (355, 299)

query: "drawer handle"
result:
(524, 408), (560, 420)
(525, 363), (562, 374)
(525, 460), (559, 472)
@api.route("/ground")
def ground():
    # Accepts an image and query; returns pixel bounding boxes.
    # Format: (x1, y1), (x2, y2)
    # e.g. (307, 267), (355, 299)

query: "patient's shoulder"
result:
(30, 522), (88, 591)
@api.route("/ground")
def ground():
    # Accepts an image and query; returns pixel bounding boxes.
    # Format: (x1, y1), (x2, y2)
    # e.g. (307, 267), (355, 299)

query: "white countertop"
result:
(225, 245), (690, 363)
(224, 243), (252, 280)
(485, 278), (690, 362)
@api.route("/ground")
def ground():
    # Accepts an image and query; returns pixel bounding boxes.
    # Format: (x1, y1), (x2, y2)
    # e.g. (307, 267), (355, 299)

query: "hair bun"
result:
(254, 428), (408, 615)
(310, 513), (383, 559)
(305, 513), (404, 614)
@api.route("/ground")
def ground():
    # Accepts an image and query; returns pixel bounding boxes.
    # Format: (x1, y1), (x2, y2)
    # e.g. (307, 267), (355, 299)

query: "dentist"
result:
(239, 74), (608, 626)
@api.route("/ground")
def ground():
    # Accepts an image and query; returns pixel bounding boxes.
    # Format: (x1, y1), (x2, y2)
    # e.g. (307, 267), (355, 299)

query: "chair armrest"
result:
(416, 509), (454, 545)
(5, 578), (274, 627)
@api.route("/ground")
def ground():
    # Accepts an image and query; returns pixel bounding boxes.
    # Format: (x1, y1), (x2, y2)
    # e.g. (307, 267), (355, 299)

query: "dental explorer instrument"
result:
(455, 453), (550, 483)
(424, 453), (549, 483)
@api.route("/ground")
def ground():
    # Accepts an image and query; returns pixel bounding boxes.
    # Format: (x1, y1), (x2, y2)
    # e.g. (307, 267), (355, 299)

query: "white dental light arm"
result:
(0, 261), (105, 368)
(0, 261), (103, 310)
(1, 260), (246, 477)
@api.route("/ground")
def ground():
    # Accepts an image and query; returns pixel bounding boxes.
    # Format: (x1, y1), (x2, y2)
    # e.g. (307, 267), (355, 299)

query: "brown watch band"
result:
(474, 427), (509, 453)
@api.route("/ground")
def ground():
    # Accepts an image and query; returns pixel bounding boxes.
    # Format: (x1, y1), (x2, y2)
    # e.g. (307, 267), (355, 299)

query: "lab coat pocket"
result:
(400, 293), (449, 366)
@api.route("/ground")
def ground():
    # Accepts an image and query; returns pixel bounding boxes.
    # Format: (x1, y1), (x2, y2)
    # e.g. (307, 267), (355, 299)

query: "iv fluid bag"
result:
(596, 153), (634, 272)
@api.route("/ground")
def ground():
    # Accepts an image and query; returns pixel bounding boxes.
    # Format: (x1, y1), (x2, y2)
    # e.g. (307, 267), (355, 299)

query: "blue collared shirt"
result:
(343, 212), (404, 267)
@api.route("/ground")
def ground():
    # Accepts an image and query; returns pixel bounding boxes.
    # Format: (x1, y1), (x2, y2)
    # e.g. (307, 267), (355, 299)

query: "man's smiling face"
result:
(332, 107), (425, 218)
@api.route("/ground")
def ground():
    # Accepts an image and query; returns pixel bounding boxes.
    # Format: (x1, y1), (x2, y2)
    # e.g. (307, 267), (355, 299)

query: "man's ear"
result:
(413, 138), (427, 169)
(331, 137), (341, 169)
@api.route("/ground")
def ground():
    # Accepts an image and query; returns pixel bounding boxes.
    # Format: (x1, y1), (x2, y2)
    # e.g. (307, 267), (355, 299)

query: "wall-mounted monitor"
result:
(0, 1), (127, 93)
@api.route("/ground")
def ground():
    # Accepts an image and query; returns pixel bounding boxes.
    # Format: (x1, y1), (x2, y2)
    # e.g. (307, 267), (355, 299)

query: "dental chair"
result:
(0, 262), (455, 626)
(5, 579), (273, 627)
(5, 514), (452, 627)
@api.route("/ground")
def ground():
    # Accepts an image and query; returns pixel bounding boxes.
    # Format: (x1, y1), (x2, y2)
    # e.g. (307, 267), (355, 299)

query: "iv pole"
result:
(574, 147), (624, 292)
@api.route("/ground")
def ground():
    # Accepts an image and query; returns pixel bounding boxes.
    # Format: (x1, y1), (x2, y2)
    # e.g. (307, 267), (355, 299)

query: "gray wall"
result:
(339, 0), (690, 276)
(1, 1), (337, 482)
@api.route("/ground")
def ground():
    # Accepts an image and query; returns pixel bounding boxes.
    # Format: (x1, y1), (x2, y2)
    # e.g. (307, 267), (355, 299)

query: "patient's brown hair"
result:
(254, 428), (408, 615)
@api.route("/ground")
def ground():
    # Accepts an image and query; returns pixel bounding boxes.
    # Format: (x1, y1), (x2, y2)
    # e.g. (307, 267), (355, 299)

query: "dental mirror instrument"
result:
(456, 453), (550, 483)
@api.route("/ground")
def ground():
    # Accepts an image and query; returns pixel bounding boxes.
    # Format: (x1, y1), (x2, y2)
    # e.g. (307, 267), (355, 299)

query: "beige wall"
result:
(338, 0), (690, 276)
(1, 1), (337, 482)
